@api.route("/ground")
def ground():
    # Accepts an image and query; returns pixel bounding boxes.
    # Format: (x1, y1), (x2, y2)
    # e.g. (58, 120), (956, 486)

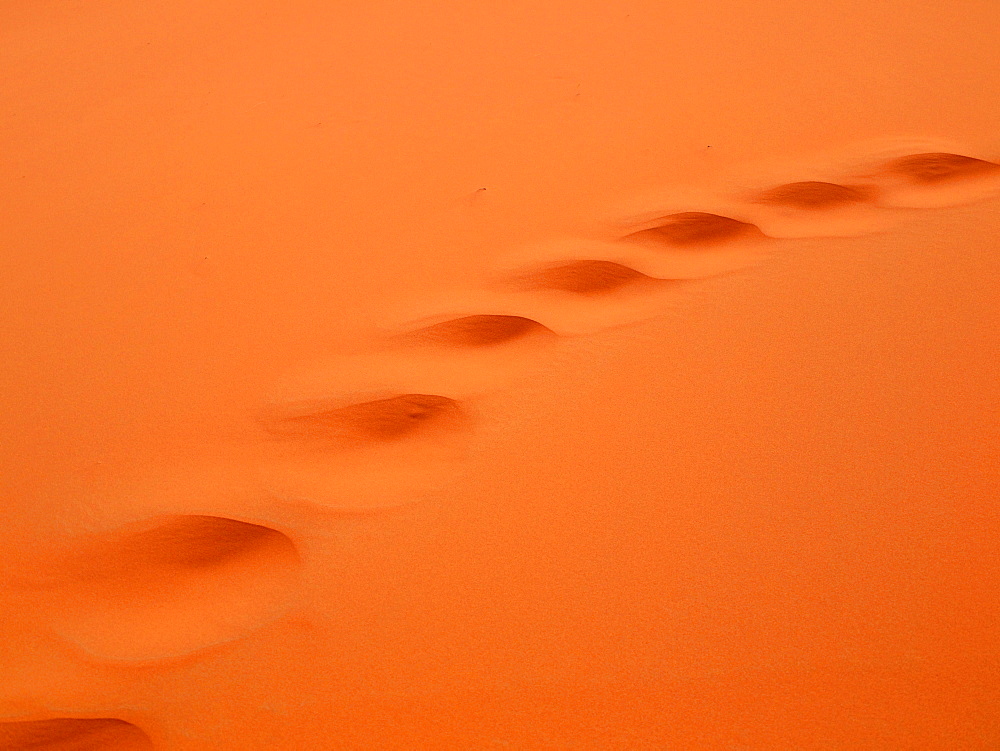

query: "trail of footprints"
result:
(4, 141), (998, 748)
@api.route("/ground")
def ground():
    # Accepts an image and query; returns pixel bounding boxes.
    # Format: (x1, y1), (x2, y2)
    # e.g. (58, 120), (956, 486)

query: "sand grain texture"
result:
(2, 0), (999, 748)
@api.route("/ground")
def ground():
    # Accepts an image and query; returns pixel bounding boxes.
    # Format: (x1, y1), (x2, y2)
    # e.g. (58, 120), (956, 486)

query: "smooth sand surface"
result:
(2, 1), (999, 748)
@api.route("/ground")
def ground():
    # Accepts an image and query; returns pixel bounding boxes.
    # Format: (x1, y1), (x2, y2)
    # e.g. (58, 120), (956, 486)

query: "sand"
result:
(2, 0), (999, 748)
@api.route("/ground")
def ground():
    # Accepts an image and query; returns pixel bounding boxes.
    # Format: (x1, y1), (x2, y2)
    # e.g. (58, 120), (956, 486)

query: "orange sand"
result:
(2, 1), (999, 748)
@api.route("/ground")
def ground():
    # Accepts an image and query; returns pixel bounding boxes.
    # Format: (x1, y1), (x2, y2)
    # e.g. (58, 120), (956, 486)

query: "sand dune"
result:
(2, 0), (999, 748)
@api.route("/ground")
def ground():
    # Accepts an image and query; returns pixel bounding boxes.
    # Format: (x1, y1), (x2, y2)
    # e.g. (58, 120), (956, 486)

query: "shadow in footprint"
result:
(396, 314), (556, 349)
(879, 152), (1000, 185)
(32, 516), (302, 662)
(621, 211), (765, 247)
(481, 249), (750, 337)
(255, 388), (477, 513)
(861, 151), (1000, 208)
(262, 393), (467, 446)
(0, 718), (153, 750)
(753, 181), (875, 210)
(739, 179), (889, 237)
(508, 259), (659, 295)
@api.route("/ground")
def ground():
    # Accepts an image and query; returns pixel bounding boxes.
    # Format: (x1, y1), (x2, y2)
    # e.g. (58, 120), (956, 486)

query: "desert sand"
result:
(2, 0), (999, 748)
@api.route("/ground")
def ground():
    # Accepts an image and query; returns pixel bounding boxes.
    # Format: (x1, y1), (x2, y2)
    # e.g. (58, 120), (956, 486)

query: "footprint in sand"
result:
(480, 248), (746, 337)
(753, 180), (875, 210)
(16, 515), (302, 662)
(0, 718), (153, 750)
(507, 258), (660, 295)
(861, 150), (1000, 208)
(393, 314), (556, 349)
(618, 210), (766, 247)
(736, 178), (888, 238)
(879, 151), (999, 184)
(261, 392), (467, 446)
(254, 353), (487, 514)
